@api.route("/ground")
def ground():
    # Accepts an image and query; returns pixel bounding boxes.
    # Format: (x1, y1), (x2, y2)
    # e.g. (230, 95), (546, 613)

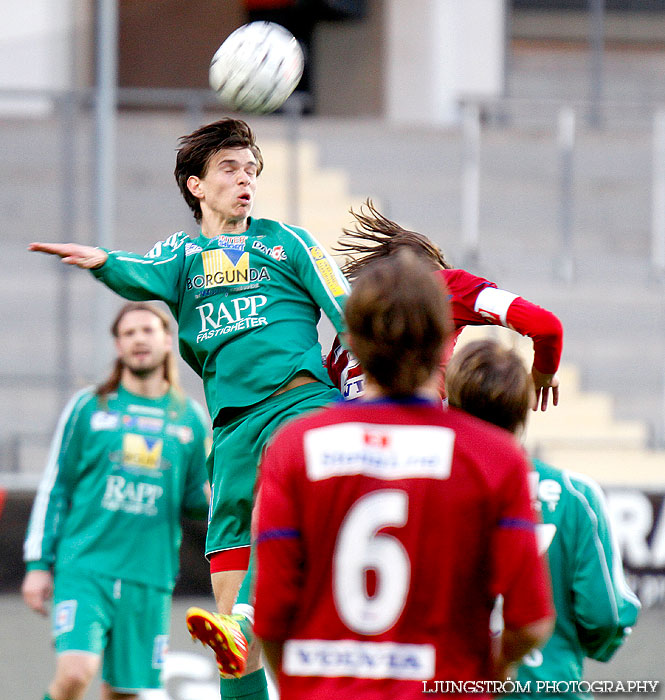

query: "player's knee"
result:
(53, 656), (97, 698)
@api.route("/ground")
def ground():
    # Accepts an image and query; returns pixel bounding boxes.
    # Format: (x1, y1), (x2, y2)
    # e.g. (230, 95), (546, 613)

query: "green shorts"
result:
(206, 381), (339, 558)
(53, 568), (171, 692)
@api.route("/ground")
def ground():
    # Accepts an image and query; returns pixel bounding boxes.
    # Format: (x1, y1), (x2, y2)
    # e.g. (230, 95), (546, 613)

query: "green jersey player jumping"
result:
(29, 118), (350, 700)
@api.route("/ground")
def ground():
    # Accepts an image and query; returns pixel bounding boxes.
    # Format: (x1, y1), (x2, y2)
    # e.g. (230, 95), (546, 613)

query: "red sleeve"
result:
(253, 427), (305, 641)
(505, 297), (563, 375)
(490, 454), (554, 630)
(440, 269), (563, 375)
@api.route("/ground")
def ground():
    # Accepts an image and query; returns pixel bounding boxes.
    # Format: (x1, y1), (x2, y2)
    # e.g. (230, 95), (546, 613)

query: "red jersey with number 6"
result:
(253, 398), (553, 700)
(327, 268), (563, 400)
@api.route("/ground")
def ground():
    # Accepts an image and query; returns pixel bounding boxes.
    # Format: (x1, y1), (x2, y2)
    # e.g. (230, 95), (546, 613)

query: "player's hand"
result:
(531, 368), (560, 412)
(29, 242), (108, 269)
(21, 569), (54, 616)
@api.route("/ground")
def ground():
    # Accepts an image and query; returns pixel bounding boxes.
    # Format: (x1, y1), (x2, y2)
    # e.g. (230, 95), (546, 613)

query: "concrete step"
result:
(533, 447), (665, 489)
(455, 325), (652, 452)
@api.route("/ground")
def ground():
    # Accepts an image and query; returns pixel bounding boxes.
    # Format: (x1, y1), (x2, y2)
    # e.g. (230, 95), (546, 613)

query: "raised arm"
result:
(31, 233), (188, 306)
(503, 296), (562, 411)
(29, 242), (108, 269)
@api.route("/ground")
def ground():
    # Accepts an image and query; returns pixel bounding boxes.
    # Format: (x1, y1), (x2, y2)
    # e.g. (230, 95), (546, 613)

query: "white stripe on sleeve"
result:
(473, 287), (518, 326)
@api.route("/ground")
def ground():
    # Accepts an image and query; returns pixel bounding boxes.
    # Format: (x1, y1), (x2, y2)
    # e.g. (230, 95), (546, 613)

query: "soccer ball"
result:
(209, 22), (305, 114)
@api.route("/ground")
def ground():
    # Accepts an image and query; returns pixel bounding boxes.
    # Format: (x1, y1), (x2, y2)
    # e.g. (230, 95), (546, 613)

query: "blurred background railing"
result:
(3, 0), (665, 487)
(2, 85), (665, 482)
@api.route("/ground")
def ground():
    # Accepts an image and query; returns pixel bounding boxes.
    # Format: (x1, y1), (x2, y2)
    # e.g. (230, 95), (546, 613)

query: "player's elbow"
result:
(542, 313), (563, 342)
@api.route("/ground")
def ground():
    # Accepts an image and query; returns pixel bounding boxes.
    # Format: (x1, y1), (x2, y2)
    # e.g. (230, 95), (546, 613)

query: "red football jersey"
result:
(327, 268), (563, 400)
(254, 399), (553, 700)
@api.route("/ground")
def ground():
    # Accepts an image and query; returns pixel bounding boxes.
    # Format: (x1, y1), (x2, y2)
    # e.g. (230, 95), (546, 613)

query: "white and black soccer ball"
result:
(209, 22), (305, 114)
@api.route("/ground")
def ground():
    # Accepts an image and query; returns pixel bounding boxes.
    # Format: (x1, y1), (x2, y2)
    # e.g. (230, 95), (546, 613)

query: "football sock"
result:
(219, 668), (269, 700)
(42, 694), (55, 700)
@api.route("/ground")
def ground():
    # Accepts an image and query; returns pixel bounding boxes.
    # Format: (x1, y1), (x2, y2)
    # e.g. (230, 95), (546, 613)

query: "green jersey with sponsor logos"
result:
(24, 385), (210, 591)
(90, 218), (350, 422)
(509, 459), (640, 699)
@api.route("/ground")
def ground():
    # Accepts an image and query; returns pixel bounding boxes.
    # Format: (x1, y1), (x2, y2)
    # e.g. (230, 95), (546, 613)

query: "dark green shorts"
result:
(205, 382), (339, 558)
(53, 569), (170, 691)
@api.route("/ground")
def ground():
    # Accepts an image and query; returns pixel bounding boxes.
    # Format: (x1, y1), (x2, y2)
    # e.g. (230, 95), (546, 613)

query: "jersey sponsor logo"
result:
(343, 375), (365, 400)
(304, 423), (455, 481)
(122, 415), (164, 433)
(165, 424), (194, 444)
(185, 242), (203, 257)
(363, 429), (390, 449)
(152, 635), (169, 669)
(122, 434), (163, 470)
(186, 249), (271, 290)
(539, 479), (562, 513)
(252, 240), (287, 261)
(308, 246), (346, 298)
(340, 352), (365, 400)
(283, 639), (435, 680)
(91, 411), (120, 431)
(102, 474), (164, 516)
(195, 295), (268, 342)
(216, 235), (247, 251)
(54, 600), (77, 636)
(528, 472), (559, 554)
(536, 523), (557, 555)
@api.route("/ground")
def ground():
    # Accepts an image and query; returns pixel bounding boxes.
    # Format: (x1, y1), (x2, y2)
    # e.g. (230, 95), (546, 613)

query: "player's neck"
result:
(363, 375), (441, 402)
(200, 212), (250, 238)
(120, 368), (169, 399)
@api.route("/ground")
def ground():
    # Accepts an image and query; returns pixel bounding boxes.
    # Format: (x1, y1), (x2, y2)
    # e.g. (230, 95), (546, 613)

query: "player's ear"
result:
(187, 175), (204, 200)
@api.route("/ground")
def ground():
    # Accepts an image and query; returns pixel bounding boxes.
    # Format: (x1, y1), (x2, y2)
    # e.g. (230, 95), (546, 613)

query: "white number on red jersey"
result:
(333, 490), (410, 635)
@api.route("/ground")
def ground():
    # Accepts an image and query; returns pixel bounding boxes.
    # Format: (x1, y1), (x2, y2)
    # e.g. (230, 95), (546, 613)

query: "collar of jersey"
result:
(193, 217), (258, 245)
(353, 395), (443, 409)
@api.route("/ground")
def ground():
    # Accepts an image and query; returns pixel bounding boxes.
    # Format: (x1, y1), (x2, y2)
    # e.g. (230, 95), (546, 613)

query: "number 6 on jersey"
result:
(333, 490), (411, 635)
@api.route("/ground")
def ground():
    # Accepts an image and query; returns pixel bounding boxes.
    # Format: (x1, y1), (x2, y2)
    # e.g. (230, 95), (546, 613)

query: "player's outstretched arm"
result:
(21, 569), (53, 616)
(531, 368), (560, 412)
(29, 242), (108, 269)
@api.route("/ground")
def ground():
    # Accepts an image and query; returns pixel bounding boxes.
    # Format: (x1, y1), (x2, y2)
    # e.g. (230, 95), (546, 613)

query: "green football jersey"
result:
(24, 385), (210, 591)
(90, 218), (350, 421)
(510, 459), (641, 699)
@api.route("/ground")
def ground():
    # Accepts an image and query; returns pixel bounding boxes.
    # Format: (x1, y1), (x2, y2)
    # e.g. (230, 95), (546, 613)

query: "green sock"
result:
(43, 694), (55, 700)
(219, 668), (269, 700)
